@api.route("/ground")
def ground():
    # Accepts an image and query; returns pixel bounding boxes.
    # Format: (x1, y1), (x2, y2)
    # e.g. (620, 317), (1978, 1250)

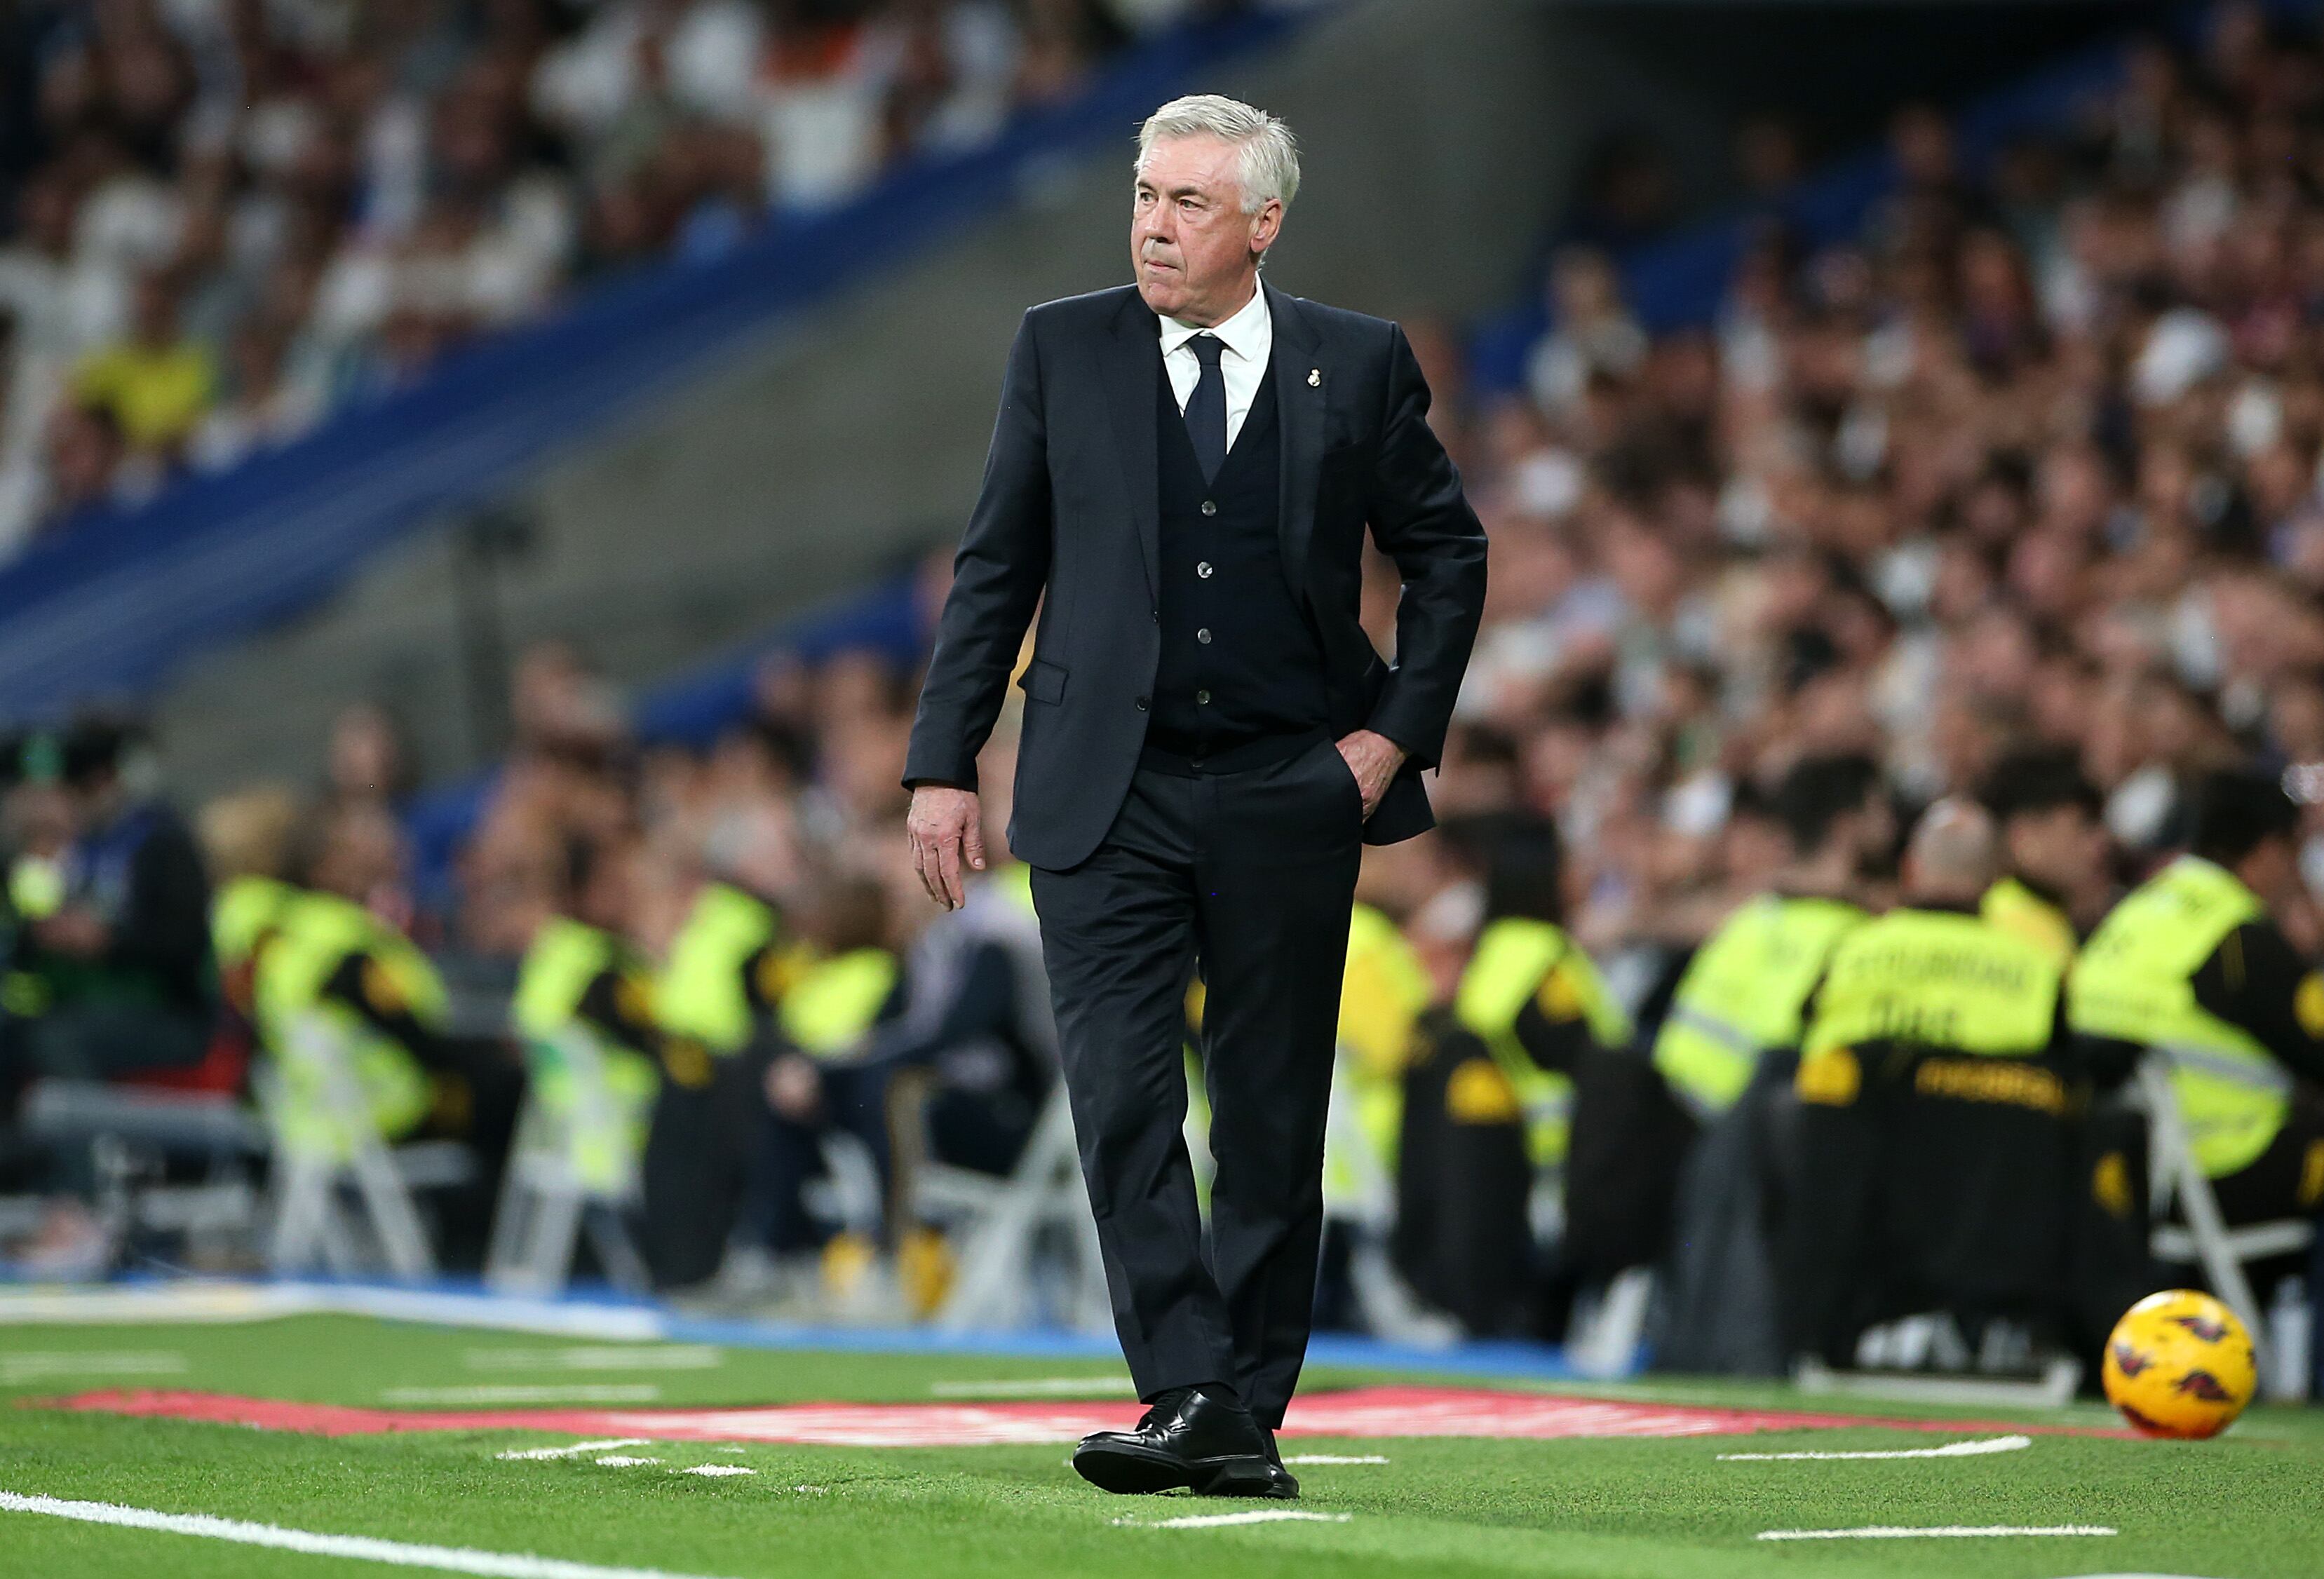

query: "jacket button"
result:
(1196, 689), (1211, 705)
(1196, 628), (1212, 644)
(1201, 500), (1217, 517)
(1152, 609), (1160, 622)
(1135, 696), (1149, 712)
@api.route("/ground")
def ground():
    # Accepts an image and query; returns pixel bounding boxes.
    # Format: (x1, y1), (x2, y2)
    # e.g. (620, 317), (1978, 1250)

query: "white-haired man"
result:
(903, 95), (1486, 1497)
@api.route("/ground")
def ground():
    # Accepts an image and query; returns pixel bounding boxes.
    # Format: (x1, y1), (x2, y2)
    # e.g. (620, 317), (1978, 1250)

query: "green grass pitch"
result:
(2, 1312), (2320, 1578)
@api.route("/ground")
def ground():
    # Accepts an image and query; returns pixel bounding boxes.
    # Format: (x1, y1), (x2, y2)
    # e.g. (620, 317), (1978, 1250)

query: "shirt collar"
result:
(1158, 280), (1271, 364)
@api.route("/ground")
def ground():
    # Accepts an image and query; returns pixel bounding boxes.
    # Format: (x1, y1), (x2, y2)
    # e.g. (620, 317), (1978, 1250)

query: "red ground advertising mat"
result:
(31, 1385), (2125, 1446)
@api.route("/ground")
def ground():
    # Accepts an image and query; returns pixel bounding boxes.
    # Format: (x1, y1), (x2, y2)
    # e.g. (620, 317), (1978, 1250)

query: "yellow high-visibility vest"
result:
(1651, 893), (1863, 1119)
(255, 890), (446, 1148)
(1804, 906), (2061, 1059)
(1981, 876), (2077, 968)
(2069, 856), (2290, 1178)
(1454, 917), (1630, 1166)
(655, 883), (778, 1055)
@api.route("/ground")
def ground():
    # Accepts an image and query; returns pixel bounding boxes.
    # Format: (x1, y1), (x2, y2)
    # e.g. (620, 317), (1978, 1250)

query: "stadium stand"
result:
(6, 0), (2324, 1411)
(0, 1), (1304, 717)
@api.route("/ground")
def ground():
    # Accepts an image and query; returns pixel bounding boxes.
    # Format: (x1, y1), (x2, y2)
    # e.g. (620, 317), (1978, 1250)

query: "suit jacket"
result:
(904, 280), (1489, 872)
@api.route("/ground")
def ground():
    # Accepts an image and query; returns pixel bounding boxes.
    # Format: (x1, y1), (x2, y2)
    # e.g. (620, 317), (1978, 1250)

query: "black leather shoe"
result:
(1257, 1428), (1301, 1499)
(1072, 1385), (1281, 1497)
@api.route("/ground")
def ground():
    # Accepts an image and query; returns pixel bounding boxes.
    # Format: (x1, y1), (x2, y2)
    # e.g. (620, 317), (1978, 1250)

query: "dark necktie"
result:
(1184, 332), (1227, 484)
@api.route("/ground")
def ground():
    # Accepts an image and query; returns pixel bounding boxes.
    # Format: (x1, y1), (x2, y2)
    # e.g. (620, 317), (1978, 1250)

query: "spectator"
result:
(1, 714), (215, 1103)
(71, 266), (215, 456)
(0, 0), (1148, 562)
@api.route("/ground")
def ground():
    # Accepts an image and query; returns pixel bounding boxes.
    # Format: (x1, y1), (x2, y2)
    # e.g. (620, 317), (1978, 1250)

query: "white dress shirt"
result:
(1158, 280), (1274, 454)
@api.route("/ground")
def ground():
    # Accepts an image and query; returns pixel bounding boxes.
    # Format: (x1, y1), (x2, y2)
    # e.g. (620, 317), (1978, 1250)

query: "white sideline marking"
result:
(0, 1489), (743, 1578)
(1283, 1455), (1389, 1465)
(1721, 1434), (2032, 1462)
(592, 1458), (661, 1468)
(466, 1348), (722, 1374)
(1117, 1512), (1353, 1529)
(1758, 1526), (2116, 1542)
(675, 1465), (755, 1478)
(928, 1376), (1135, 1397)
(496, 1439), (651, 1462)
(1, 1350), (188, 1383)
(382, 1385), (662, 1405)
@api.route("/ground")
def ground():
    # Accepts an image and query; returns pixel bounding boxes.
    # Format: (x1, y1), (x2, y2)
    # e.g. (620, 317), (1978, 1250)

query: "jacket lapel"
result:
(1100, 290), (1162, 606)
(1268, 281), (1323, 597)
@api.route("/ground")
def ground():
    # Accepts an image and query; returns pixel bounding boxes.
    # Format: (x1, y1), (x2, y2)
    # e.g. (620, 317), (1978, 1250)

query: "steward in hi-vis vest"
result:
(757, 871), (907, 1263)
(2069, 769), (2324, 1230)
(640, 871), (794, 1289)
(1396, 813), (1629, 1334)
(1785, 799), (2095, 1369)
(1655, 894), (1865, 1119)
(511, 839), (662, 1197)
(1651, 753), (1890, 1122)
(258, 802), (524, 1269)
(1649, 754), (1895, 1376)
(1327, 902), (1431, 1204)
(1978, 748), (2113, 970)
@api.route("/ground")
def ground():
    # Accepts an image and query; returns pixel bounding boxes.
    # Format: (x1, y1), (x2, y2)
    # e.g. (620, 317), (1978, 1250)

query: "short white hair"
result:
(1136, 94), (1300, 214)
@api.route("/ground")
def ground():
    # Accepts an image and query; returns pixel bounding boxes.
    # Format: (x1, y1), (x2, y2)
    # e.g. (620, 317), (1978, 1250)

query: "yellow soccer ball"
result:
(2101, 1289), (2257, 1439)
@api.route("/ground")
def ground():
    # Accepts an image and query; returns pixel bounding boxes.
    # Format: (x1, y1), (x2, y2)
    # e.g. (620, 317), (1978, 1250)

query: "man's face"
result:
(1132, 135), (1278, 325)
(1846, 792), (1898, 876)
(2008, 803), (2106, 894)
(2243, 834), (2304, 911)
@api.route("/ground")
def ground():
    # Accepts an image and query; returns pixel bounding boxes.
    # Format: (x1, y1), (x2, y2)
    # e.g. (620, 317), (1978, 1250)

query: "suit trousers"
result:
(1030, 734), (1363, 1427)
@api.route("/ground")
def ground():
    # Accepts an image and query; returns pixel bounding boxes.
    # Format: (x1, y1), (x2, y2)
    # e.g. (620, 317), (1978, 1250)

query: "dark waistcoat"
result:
(1149, 351), (1330, 755)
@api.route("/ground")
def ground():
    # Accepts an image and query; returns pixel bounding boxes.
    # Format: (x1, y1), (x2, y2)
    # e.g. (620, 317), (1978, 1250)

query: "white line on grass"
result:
(383, 1385), (662, 1405)
(0, 1489), (745, 1579)
(927, 1376), (1135, 1397)
(1757, 1526), (2117, 1541)
(1116, 1512), (1353, 1529)
(675, 1466), (755, 1478)
(0, 1350), (188, 1383)
(1282, 1455), (1389, 1465)
(465, 1348), (722, 1374)
(495, 1439), (652, 1462)
(1721, 1435), (2032, 1462)
(592, 1458), (661, 1468)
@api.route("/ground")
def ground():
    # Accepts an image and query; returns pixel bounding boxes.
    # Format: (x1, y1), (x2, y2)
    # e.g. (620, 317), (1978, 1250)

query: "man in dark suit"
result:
(903, 95), (1487, 1499)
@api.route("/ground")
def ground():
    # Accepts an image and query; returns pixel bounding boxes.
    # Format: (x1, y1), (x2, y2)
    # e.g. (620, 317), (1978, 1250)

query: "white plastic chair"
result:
(485, 1025), (651, 1296)
(259, 1013), (470, 1280)
(926, 1081), (1112, 1332)
(2137, 1055), (2316, 1398)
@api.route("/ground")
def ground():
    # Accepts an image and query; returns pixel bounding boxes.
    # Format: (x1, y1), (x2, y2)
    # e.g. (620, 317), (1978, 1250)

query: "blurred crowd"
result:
(0, 0), (1240, 557)
(6, 4), (2324, 1375)
(1395, 2), (2324, 968)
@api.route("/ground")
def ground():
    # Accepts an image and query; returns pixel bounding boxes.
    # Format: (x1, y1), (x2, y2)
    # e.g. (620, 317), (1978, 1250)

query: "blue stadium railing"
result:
(0, 7), (1308, 726)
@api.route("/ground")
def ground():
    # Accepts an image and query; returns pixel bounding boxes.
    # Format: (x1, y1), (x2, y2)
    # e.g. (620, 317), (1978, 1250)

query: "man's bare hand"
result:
(765, 1052), (824, 1122)
(1335, 729), (1407, 820)
(907, 785), (985, 909)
